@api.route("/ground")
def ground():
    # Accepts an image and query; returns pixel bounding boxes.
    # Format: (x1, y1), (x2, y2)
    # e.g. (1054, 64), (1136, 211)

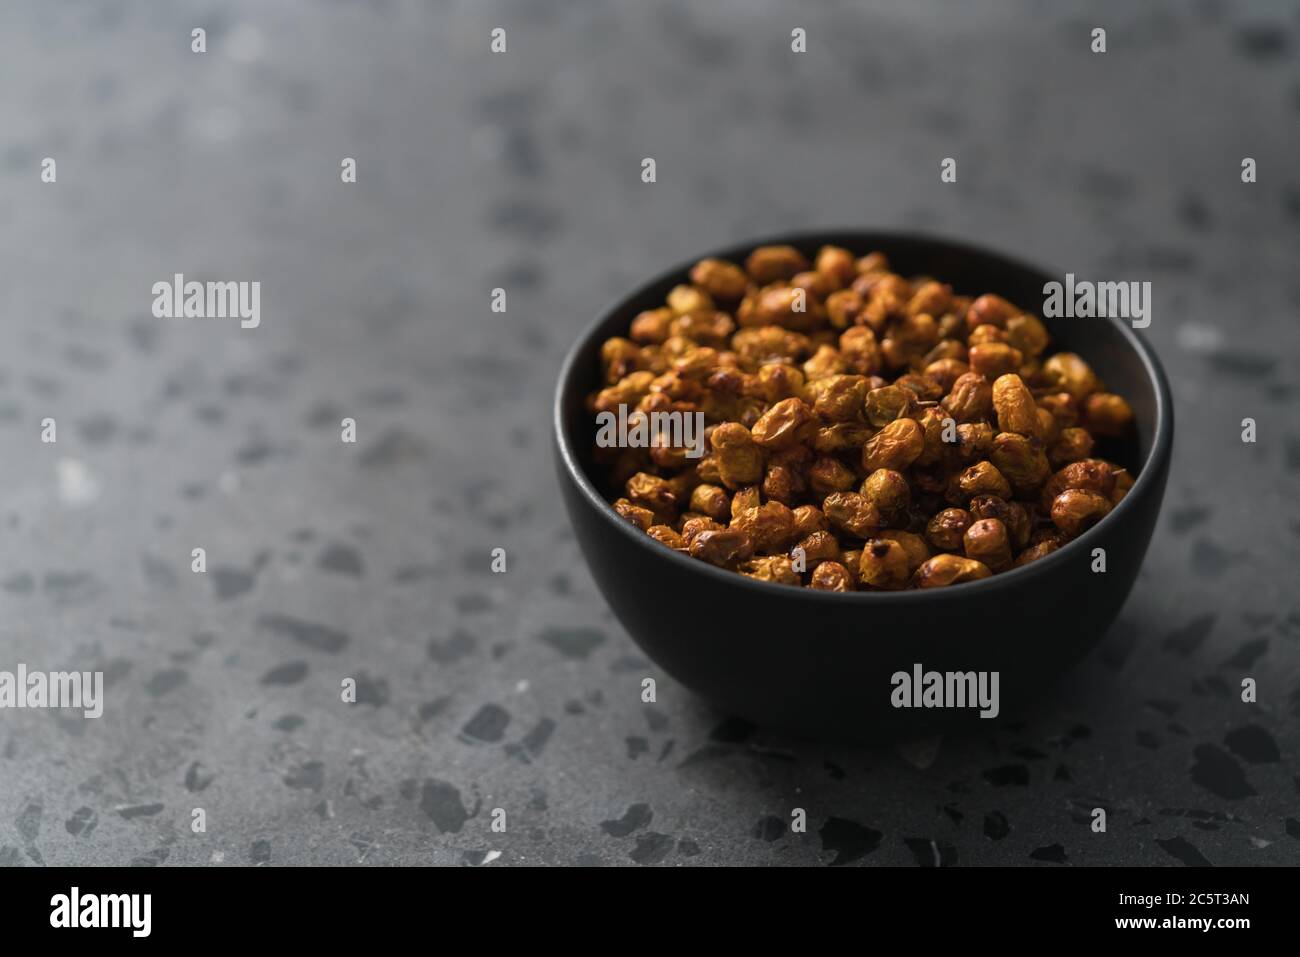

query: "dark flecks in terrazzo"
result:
(418, 697), (451, 722)
(505, 718), (555, 762)
(193, 404), (224, 425)
(1224, 725), (1280, 764)
(601, 803), (652, 838)
(77, 413), (116, 443)
(454, 592), (492, 613)
(820, 818), (882, 866)
(261, 661), (309, 686)
(427, 630), (477, 664)
(317, 542), (364, 577)
(1169, 505), (1211, 534)
(185, 761), (215, 792)
(16, 801), (41, 853)
(43, 571), (101, 603)
(643, 708), (668, 733)
(1190, 744), (1256, 799)
(250, 840), (271, 864)
(357, 429), (430, 468)
(460, 704), (510, 743)
(1029, 844), (1067, 864)
(130, 848), (169, 867)
(421, 779), (473, 834)
(486, 198), (563, 241)
(629, 832), (675, 865)
(258, 614), (349, 653)
(537, 626), (605, 660)
(235, 438), (278, 466)
(489, 259), (545, 292)
(983, 765), (1030, 786)
(1191, 674), (1232, 698)
(752, 816), (785, 842)
(211, 553), (267, 598)
(1191, 539), (1236, 578)
(1235, 22), (1290, 59)
(1163, 614), (1216, 656)
(304, 400), (344, 429)
(1280, 436), (1300, 473)
(116, 803), (164, 819)
(1286, 819), (1300, 840)
(657, 740), (675, 762)
(352, 672), (390, 707)
(145, 668), (187, 696)
(65, 807), (97, 838)
(1176, 193), (1213, 230)
(609, 655), (650, 674)
(1206, 351), (1277, 379)
(625, 736), (649, 760)
(392, 563), (438, 584)
(1157, 836), (1212, 866)
(2, 572), (34, 594)
(1220, 639), (1268, 669)
(284, 761), (325, 792)
(677, 839), (700, 857)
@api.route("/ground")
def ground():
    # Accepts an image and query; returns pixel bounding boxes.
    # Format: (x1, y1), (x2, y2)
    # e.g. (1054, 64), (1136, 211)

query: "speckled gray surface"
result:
(0, 0), (1297, 867)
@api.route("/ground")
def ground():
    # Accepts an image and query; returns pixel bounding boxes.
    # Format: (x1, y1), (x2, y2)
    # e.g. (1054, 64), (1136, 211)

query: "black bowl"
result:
(554, 232), (1172, 738)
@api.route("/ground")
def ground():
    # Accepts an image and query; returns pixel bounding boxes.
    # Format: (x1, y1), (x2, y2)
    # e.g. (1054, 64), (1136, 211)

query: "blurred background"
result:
(0, 0), (1296, 866)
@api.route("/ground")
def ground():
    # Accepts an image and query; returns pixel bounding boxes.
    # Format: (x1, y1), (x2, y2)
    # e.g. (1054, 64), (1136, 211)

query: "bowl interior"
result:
(557, 231), (1165, 588)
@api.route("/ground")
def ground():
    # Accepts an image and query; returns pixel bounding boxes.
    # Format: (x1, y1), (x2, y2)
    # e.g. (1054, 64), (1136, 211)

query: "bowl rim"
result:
(553, 229), (1174, 603)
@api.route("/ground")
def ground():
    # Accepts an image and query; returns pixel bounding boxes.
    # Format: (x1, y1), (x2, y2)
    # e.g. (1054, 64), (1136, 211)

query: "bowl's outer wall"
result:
(556, 233), (1172, 735)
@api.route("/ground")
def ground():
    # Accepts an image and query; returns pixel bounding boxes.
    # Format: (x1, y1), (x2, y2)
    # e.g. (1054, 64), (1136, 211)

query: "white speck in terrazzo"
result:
(1176, 322), (1223, 354)
(56, 458), (100, 506)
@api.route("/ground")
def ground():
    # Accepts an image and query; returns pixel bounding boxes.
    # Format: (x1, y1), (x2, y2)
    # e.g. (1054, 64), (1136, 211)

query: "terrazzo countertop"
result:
(0, 0), (1297, 866)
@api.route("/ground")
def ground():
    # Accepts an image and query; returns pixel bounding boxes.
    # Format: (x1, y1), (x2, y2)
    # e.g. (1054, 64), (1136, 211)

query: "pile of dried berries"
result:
(589, 245), (1136, 590)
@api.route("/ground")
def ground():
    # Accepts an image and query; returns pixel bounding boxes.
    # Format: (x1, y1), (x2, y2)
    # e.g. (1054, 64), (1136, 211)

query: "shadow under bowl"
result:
(554, 231), (1173, 739)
